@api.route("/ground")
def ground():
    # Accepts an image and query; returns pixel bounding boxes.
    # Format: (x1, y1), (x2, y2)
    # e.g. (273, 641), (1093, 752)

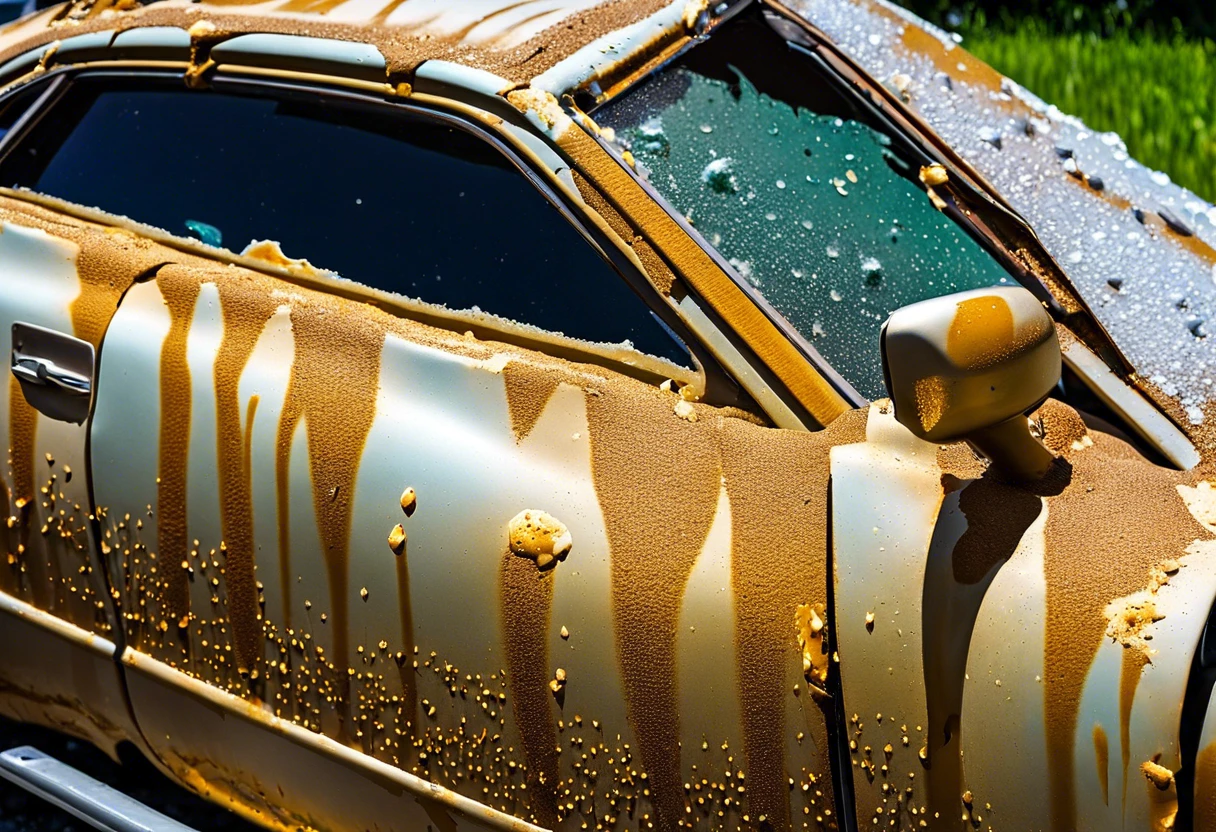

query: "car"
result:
(0, 0), (1211, 829)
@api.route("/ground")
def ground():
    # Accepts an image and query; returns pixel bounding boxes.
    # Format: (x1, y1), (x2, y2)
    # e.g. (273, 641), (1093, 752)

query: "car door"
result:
(0, 68), (856, 832)
(0, 75), (162, 762)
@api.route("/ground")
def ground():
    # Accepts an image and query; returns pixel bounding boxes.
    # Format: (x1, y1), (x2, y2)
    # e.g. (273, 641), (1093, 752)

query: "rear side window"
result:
(0, 77), (690, 366)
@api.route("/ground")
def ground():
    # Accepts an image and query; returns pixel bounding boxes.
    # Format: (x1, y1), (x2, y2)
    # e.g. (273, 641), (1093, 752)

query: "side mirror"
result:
(880, 286), (1061, 481)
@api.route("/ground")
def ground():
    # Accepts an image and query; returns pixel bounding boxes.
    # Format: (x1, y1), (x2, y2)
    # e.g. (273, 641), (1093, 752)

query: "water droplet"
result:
(776, 179), (786, 189)
(699, 124), (713, 134)
(765, 212), (777, 221)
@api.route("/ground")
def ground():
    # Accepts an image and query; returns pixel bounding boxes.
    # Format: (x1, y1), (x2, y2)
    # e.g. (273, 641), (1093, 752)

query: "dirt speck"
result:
(1142, 760), (1174, 790)
(400, 487), (417, 517)
(387, 523), (406, 556)
(508, 510), (572, 571)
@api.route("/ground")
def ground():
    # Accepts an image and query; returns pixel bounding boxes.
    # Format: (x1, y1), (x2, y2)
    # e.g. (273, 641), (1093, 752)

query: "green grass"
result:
(960, 26), (1216, 202)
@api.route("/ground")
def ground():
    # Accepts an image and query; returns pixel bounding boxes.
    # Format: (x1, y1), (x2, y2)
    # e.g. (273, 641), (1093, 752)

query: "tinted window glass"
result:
(0, 79), (689, 365)
(0, 81), (43, 142)
(596, 14), (1014, 397)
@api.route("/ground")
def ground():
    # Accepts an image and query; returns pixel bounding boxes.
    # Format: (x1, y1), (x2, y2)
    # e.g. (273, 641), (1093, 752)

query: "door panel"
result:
(0, 219), (103, 628)
(0, 195), (165, 755)
(89, 248), (873, 830)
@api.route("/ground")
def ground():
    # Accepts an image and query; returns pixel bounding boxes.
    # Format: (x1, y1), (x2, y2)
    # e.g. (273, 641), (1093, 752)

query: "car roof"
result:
(0, 0), (706, 93)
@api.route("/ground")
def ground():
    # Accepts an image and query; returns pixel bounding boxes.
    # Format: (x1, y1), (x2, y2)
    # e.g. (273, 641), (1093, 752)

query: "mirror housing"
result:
(881, 286), (1061, 481)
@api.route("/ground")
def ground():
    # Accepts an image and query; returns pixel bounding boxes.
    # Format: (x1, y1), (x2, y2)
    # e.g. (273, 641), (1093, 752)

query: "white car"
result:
(0, 0), (1211, 830)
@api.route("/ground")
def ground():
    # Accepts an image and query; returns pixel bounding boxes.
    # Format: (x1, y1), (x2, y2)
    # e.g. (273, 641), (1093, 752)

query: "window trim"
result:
(0, 65), (761, 407)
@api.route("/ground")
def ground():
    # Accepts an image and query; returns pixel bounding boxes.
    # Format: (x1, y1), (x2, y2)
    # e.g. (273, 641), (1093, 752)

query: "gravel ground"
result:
(0, 716), (261, 831)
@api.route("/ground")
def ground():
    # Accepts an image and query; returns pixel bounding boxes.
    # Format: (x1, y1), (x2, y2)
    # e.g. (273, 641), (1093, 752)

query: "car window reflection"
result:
(0, 79), (692, 366)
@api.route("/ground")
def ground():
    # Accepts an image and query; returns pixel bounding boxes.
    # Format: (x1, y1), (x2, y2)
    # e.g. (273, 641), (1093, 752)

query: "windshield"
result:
(595, 11), (1015, 399)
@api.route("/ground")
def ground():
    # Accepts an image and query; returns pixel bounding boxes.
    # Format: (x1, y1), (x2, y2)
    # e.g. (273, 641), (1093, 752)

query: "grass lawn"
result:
(958, 26), (1216, 202)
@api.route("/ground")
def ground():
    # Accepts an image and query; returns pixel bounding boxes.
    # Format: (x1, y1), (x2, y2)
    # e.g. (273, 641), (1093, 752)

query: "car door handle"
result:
(11, 322), (95, 424)
(12, 355), (91, 395)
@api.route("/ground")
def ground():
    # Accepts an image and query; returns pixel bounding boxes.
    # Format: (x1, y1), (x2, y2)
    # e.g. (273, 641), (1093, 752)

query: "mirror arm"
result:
(967, 416), (1056, 482)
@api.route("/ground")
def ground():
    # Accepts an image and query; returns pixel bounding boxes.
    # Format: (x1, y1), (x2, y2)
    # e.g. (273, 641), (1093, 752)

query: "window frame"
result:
(0, 64), (760, 410)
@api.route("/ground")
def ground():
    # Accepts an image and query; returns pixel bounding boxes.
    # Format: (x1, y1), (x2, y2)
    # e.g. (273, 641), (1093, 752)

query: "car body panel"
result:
(0, 591), (139, 761)
(830, 398), (1216, 831)
(120, 645), (548, 832)
(0, 195), (159, 759)
(84, 240), (872, 828)
(830, 403), (950, 823)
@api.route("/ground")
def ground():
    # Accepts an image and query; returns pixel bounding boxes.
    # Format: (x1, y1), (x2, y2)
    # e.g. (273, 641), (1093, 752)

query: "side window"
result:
(595, 11), (1016, 398)
(0, 77), (691, 366)
(0, 80), (45, 141)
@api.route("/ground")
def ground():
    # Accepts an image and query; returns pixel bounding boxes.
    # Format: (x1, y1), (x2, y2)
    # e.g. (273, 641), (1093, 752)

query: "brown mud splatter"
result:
(1042, 424), (1209, 832)
(212, 275), (280, 678)
(584, 383), (720, 831)
(571, 170), (676, 296)
(70, 231), (154, 348)
(947, 294), (1014, 370)
(1093, 723), (1109, 805)
(498, 549), (559, 828)
(1120, 648), (1149, 813)
(155, 272), (202, 631)
(274, 299), (384, 731)
(719, 409), (867, 830)
(274, 419), (296, 634)
(502, 361), (564, 443)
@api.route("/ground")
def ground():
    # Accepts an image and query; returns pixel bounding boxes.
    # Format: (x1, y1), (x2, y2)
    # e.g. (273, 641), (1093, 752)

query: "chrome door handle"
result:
(10, 322), (95, 424)
(12, 354), (91, 395)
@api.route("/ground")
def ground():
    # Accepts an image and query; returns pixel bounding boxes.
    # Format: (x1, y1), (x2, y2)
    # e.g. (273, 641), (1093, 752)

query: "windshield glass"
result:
(595, 11), (1015, 398)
